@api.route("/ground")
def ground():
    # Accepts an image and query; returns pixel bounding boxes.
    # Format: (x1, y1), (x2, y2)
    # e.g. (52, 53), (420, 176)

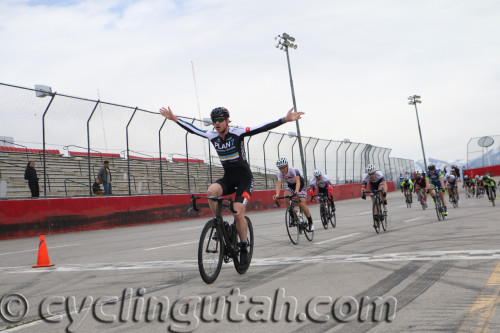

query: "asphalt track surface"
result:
(1, 189), (500, 333)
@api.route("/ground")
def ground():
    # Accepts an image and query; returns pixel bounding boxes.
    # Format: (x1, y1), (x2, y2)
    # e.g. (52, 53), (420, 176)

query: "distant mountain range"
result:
(415, 146), (499, 171)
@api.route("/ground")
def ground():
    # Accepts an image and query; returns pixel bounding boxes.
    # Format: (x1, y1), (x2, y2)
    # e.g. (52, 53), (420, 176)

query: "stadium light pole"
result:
(408, 95), (427, 171)
(275, 32), (308, 183)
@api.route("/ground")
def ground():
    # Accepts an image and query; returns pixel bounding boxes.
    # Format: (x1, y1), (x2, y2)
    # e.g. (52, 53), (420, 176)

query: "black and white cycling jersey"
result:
(176, 118), (285, 173)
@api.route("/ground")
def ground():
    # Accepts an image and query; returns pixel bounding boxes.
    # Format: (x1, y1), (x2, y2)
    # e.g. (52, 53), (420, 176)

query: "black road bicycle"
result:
(405, 189), (412, 208)
(416, 188), (426, 210)
(362, 189), (387, 234)
(311, 193), (336, 229)
(448, 188), (459, 208)
(191, 195), (253, 284)
(428, 188), (446, 221)
(485, 185), (496, 207)
(276, 193), (314, 244)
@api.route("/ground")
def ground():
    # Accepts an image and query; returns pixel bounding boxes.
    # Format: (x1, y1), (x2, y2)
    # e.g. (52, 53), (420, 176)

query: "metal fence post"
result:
(277, 133), (285, 158)
(352, 143), (361, 183)
(41, 93), (56, 197)
(335, 142), (343, 184)
(158, 118), (167, 195)
(312, 139), (319, 170)
(344, 142), (352, 184)
(262, 132), (272, 189)
(86, 100), (100, 196)
(126, 107), (138, 195)
(324, 140), (332, 175)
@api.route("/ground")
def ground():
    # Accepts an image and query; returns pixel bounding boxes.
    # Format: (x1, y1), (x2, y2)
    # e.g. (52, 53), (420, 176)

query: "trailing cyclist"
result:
(446, 173), (459, 203)
(463, 175), (474, 197)
(309, 169), (336, 212)
(273, 157), (315, 231)
(475, 175), (483, 197)
(159, 105), (302, 269)
(481, 174), (498, 201)
(361, 164), (388, 223)
(414, 174), (428, 208)
(401, 176), (414, 203)
(425, 164), (448, 216)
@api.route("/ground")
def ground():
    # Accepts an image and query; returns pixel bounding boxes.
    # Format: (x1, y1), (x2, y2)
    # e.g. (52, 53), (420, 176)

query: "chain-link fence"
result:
(0, 82), (415, 197)
(467, 135), (500, 168)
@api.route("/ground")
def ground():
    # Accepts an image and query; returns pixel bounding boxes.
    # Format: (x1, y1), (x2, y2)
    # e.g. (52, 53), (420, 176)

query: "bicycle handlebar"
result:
(274, 193), (298, 207)
(190, 194), (236, 213)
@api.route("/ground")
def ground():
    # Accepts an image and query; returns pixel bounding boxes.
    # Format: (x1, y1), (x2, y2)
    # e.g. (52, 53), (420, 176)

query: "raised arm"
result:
(159, 106), (210, 139)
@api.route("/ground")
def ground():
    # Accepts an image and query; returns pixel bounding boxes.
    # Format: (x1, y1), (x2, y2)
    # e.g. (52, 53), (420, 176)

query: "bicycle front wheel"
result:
(381, 212), (388, 231)
(320, 203), (328, 230)
(198, 220), (224, 284)
(285, 210), (299, 245)
(234, 216), (254, 274)
(304, 220), (314, 241)
(372, 200), (381, 233)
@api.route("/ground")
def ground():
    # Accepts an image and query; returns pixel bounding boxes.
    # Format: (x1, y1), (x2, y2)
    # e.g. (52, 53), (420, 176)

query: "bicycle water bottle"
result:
(296, 209), (304, 223)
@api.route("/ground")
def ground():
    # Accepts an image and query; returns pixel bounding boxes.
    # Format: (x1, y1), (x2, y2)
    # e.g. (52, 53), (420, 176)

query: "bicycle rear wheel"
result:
(198, 220), (224, 284)
(234, 216), (254, 274)
(406, 193), (412, 208)
(285, 210), (299, 245)
(328, 202), (337, 228)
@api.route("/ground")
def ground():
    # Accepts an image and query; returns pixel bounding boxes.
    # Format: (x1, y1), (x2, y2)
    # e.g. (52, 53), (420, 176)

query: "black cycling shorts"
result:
(215, 167), (254, 205)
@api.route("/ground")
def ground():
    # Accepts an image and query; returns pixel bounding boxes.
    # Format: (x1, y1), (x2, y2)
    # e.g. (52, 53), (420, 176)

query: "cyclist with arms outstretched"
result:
(273, 157), (315, 231)
(160, 106), (302, 269)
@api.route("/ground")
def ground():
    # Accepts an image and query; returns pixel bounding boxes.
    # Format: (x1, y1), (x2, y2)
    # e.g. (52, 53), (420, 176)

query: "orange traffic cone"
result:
(32, 235), (55, 268)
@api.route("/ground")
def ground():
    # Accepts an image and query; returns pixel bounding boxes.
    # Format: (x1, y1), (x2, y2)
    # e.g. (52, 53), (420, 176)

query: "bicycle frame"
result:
(191, 194), (238, 257)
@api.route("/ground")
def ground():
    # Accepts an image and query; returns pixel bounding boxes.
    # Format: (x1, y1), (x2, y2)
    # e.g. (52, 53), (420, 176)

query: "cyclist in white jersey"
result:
(160, 106), (303, 269)
(309, 169), (336, 211)
(445, 174), (459, 202)
(361, 164), (388, 213)
(273, 157), (314, 231)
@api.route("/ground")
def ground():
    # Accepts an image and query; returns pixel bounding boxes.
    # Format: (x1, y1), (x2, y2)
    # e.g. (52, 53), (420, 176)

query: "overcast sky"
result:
(1, 0), (499, 163)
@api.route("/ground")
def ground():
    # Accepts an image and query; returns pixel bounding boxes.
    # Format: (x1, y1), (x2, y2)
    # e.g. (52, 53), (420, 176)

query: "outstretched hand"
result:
(284, 108), (304, 122)
(159, 106), (178, 122)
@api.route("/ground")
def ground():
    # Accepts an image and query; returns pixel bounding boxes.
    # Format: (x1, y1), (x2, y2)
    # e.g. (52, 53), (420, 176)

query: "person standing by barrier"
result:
(98, 160), (112, 195)
(24, 161), (39, 197)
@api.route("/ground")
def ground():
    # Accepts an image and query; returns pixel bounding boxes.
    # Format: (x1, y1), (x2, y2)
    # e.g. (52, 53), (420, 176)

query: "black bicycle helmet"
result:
(428, 164), (436, 171)
(210, 107), (229, 120)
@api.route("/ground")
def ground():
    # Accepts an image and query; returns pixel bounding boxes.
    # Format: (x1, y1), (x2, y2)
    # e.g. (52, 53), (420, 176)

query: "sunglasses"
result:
(212, 117), (226, 123)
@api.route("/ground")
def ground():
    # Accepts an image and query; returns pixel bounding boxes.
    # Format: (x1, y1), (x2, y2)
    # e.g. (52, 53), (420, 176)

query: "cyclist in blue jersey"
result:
(160, 106), (303, 269)
(425, 164), (448, 216)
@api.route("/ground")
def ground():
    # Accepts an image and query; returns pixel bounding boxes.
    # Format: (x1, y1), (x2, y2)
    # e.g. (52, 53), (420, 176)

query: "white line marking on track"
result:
(402, 217), (424, 223)
(316, 233), (360, 245)
(358, 211), (372, 215)
(0, 244), (78, 256)
(144, 241), (197, 251)
(4, 249), (500, 274)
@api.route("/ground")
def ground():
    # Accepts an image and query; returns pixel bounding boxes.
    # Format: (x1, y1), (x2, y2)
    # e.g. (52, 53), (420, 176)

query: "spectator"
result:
(98, 160), (112, 195)
(92, 178), (104, 196)
(24, 161), (39, 197)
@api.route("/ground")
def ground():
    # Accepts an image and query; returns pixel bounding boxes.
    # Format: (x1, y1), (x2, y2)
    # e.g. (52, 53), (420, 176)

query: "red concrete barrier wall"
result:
(0, 181), (394, 240)
(464, 164), (500, 178)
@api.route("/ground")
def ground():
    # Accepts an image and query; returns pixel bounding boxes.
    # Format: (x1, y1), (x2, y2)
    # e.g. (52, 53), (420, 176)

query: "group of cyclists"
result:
(160, 105), (497, 273)
(398, 165), (498, 216)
